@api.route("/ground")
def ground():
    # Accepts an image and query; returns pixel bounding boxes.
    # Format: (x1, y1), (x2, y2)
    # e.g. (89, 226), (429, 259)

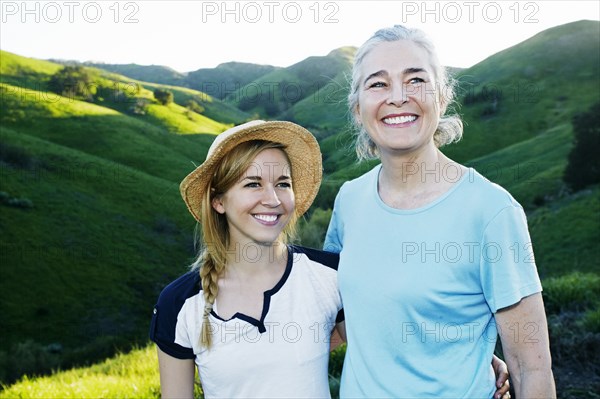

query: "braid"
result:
(198, 252), (224, 348)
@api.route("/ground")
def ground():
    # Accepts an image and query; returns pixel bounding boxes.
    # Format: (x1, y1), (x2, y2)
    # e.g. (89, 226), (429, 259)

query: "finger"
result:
(496, 370), (509, 388)
(495, 380), (510, 399)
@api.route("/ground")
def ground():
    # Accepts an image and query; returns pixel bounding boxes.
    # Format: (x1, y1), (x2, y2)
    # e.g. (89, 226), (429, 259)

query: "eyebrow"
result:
(363, 67), (428, 85)
(243, 175), (291, 181)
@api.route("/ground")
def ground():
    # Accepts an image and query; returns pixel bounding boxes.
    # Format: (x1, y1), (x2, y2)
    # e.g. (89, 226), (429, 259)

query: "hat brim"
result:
(180, 121), (323, 223)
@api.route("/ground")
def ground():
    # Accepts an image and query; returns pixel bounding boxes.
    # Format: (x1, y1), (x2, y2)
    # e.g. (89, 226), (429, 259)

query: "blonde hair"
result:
(349, 25), (463, 161)
(190, 140), (299, 348)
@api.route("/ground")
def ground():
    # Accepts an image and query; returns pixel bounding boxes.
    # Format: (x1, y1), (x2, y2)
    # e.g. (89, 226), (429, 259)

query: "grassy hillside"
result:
(0, 83), (215, 182)
(445, 19), (600, 163)
(0, 127), (199, 370)
(1, 50), (249, 127)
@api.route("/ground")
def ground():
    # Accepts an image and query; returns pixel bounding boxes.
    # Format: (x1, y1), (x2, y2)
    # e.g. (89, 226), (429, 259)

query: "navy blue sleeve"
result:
(149, 271), (200, 360)
(291, 245), (340, 271)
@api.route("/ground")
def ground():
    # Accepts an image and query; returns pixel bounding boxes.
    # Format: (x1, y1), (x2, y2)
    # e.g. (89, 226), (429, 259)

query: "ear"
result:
(212, 196), (225, 214)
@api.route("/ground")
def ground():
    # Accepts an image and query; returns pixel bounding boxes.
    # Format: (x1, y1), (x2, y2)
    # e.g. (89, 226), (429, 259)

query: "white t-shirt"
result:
(150, 246), (343, 399)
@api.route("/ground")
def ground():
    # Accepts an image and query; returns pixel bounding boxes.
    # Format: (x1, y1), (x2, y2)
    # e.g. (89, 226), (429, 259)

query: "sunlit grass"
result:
(0, 346), (161, 399)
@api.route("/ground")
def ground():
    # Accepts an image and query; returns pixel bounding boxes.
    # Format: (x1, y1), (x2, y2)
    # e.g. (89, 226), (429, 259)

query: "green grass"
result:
(143, 102), (231, 134)
(466, 123), (573, 209)
(0, 345), (163, 399)
(0, 126), (197, 368)
(528, 187), (600, 277)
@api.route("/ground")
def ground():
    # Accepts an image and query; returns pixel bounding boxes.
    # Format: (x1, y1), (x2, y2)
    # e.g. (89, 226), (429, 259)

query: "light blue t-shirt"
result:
(324, 164), (542, 399)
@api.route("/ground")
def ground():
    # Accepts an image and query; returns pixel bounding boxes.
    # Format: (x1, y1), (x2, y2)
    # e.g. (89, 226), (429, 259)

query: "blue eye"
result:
(244, 182), (260, 188)
(277, 182), (292, 188)
(408, 77), (425, 84)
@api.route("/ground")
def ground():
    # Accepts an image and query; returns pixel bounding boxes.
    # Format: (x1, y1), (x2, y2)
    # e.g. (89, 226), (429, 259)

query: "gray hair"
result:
(349, 25), (463, 161)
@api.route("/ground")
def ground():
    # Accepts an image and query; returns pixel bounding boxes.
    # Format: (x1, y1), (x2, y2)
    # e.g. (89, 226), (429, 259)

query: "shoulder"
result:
(157, 271), (201, 310)
(338, 164), (380, 193)
(290, 245), (339, 271)
(333, 164), (380, 208)
(464, 168), (523, 210)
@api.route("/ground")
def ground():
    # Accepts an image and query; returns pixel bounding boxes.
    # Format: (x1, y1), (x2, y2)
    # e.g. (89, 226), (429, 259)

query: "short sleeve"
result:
(480, 205), (543, 312)
(149, 272), (198, 360)
(323, 187), (345, 254)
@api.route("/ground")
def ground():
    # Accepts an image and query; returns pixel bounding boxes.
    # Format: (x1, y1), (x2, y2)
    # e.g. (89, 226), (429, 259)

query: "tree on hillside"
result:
(48, 66), (96, 101)
(563, 101), (600, 191)
(153, 88), (173, 105)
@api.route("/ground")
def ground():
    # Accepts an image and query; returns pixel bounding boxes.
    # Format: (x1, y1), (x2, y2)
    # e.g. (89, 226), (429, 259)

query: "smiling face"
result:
(355, 40), (443, 158)
(212, 148), (295, 248)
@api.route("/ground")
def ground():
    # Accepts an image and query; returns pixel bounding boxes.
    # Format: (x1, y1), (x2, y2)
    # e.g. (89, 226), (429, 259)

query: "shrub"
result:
(542, 272), (600, 314)
(0, 142), (35, 169)
(48, 66), (96, 101)
(153, 89), (173, 105)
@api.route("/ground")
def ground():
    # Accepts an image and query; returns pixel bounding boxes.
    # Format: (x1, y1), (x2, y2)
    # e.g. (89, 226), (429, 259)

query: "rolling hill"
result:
(0, 19), (598, 396)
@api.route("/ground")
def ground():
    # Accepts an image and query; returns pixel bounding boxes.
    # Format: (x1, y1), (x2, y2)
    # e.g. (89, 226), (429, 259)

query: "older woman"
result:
(325, 25), (555, 398)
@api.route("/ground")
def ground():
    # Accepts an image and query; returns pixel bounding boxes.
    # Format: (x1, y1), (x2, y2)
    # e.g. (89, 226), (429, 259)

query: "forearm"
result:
(511, 367), (556, 399)
(497, 294), (556, 399)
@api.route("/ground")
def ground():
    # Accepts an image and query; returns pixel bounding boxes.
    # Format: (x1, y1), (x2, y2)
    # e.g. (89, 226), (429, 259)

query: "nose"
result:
(261, 185), (281, 207)
(386, 83), (409, 106)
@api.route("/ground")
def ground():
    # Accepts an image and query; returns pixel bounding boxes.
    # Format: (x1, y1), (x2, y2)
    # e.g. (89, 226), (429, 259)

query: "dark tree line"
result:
(564, 102), (600, 191)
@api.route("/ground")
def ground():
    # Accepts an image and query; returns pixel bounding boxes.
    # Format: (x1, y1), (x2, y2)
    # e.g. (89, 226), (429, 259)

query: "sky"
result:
(1, 0), (598, 72)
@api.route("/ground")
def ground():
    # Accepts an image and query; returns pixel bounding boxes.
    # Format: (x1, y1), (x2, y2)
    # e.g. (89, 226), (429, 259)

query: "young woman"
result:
(325, 25), (555, 398)
(150, 120), (344, 398)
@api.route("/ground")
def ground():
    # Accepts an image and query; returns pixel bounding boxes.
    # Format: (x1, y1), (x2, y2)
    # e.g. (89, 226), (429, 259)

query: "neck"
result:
(225, 241), (288, 277)
(376, 144), (466, 210)
(378, 143), (445, 192)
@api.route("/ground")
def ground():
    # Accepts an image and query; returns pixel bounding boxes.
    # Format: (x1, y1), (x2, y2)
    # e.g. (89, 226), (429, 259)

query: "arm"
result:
(495, 293), (556, 398)
(491, 354), (510, 399)
(157, 346), (196, 399)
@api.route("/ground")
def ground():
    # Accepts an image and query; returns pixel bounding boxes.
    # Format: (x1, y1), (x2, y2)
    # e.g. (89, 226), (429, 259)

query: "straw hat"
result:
(180, 120), (323, 223)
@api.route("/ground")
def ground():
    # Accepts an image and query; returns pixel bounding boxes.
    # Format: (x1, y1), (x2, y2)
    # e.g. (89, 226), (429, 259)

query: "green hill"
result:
(83, 60), (279, 103)
(186, 61), (279, 100)
(225, 47), (355, 122)
(82, 62), (187, 87)
(445, 19), (600, 162)
(1, 51), (250, 127)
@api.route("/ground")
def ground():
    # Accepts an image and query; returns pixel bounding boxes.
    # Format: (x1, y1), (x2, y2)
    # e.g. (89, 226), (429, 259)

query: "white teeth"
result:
(254, 214), (277, 222)
(384, 115), (417, 124)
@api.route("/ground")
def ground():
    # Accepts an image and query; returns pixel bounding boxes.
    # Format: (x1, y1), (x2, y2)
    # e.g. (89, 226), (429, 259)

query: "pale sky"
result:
(1, 0), (598, 72)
